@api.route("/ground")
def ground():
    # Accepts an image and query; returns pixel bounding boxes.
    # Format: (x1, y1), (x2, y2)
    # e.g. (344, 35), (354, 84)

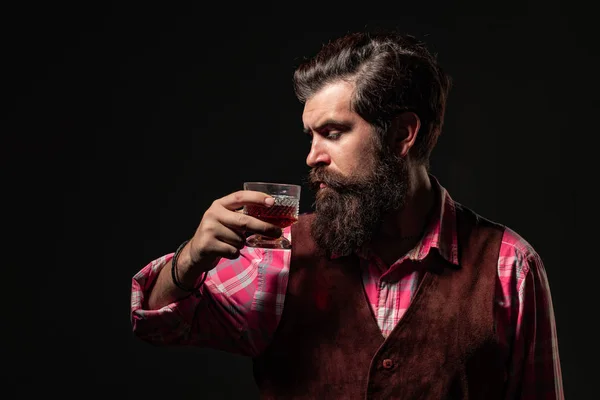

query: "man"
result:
(131, 31), (563, 399)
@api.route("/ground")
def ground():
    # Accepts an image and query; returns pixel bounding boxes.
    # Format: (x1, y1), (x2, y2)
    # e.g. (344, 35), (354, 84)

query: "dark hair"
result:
(293, 31), (452, 167)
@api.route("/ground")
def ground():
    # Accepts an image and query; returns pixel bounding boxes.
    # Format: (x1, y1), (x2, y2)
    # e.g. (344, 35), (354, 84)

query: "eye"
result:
(326, 132), (341, 140)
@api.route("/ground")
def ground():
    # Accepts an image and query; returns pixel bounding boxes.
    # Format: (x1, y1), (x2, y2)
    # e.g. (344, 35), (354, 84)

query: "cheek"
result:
(354, 145), (378, 176)
(331, 138), (377, 177)
(332, 152), (359, 177)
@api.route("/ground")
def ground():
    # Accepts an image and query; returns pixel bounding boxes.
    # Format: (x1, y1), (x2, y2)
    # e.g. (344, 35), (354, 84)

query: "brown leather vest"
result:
(252, 204), (506, 399)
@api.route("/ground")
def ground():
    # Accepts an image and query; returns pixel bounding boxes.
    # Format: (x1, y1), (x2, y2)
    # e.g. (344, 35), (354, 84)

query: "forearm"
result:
(146, 241), (217, 309)
(130, 236), (290, 355)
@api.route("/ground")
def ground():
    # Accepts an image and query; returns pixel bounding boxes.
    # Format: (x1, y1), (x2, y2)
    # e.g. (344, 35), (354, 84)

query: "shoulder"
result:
(500, 226), (539, 258)
(455, 201), (539, 262)
(454, 201), (542, 282)
(497, 225), (546, 293)
(500, 226), (541, 265)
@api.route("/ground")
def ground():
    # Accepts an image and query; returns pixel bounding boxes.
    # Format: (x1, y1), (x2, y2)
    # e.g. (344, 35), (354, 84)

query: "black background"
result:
(5, 0), (597, 398)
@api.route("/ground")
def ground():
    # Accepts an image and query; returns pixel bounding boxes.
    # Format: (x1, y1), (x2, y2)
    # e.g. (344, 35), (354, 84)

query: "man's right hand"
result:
(181, 190), (283, 273)
(146, 190), (283, 309)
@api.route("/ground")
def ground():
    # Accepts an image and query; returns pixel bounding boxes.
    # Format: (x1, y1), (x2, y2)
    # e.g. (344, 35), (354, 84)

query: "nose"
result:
(306, 136), (331, 168)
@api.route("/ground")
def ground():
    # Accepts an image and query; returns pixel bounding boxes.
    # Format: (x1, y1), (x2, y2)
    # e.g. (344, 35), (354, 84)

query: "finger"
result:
(217, 190), (275, 211)
(219, 210), (282, 238)
(231, 214), (257, 238)
(209, 241), (242, 260)
(214, 226), (246, 249)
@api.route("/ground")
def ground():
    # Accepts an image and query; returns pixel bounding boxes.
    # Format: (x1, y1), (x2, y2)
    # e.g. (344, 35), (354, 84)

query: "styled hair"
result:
(293, 31), (452, 167)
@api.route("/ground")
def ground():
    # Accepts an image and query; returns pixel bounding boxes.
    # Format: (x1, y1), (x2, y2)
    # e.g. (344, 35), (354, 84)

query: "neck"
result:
(371, 165), (435, 265)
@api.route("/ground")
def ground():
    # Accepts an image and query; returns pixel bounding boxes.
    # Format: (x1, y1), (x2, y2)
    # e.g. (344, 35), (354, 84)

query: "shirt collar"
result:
(409, 174), (459, 265)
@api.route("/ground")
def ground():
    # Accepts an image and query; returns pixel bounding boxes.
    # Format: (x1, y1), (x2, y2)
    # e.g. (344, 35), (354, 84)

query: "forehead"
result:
(302, 81), (357, 125)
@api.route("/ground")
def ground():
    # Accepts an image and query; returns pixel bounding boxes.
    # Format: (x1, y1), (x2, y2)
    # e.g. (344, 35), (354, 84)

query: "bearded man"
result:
(130, 31), (563, 400)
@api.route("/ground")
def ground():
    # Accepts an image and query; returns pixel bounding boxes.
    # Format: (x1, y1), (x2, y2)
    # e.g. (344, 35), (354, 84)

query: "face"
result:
(302, 81), (409, 256)
(303, 81), (377, 182)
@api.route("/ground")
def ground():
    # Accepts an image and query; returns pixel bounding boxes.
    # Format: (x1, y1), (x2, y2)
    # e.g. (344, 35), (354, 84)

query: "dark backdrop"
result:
(5, 1), (597, 398)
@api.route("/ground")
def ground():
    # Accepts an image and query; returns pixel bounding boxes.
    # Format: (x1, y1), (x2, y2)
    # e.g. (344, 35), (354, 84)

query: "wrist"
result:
(171, 240), (208, 293)
(181, 240), (219, 274)
(177, 241), (196, 274)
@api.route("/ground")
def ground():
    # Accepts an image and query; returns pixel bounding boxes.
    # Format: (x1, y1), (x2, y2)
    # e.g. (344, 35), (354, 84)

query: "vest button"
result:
(382, 358), (394, 369)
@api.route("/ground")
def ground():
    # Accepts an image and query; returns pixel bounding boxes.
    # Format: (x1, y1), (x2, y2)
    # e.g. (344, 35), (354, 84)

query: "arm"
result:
(130, 190), (286, 356)
(504, 250), (564, 399)
(130, 240), (290, 356)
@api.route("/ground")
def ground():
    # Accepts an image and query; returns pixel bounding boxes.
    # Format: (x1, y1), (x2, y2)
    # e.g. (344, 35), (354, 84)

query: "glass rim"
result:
(243, 182), (301, 188)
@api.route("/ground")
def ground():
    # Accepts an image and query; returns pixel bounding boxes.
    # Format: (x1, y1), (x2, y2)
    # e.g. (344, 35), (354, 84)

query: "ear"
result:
(387, 111), (421, 158)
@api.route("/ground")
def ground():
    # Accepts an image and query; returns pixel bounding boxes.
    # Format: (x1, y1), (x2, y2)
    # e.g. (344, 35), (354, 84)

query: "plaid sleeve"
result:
(131, 228), (291, 357)
(518, 252), (564, 399)
(502, 243), (564, 400)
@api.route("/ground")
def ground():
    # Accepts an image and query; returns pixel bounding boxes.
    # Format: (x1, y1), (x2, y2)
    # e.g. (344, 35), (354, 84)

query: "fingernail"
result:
(264, 197), (275, 206)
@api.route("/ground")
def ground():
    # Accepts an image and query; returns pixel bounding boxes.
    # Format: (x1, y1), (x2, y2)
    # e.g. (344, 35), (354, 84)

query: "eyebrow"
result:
(302, 119), (352, 134)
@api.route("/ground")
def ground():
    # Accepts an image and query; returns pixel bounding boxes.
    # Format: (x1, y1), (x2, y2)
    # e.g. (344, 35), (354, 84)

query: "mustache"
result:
(306, 167), (364, 192)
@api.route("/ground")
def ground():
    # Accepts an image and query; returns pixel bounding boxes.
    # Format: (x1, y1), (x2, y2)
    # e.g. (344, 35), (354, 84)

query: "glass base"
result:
(246, 234), (291, 249)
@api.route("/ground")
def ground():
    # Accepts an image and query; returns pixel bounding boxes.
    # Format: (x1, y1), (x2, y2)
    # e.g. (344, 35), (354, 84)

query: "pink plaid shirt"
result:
(131, 177), (564, 399)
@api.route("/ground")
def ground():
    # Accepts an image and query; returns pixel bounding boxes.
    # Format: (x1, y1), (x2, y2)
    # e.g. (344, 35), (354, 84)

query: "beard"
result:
(307, 142), (409, 257)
